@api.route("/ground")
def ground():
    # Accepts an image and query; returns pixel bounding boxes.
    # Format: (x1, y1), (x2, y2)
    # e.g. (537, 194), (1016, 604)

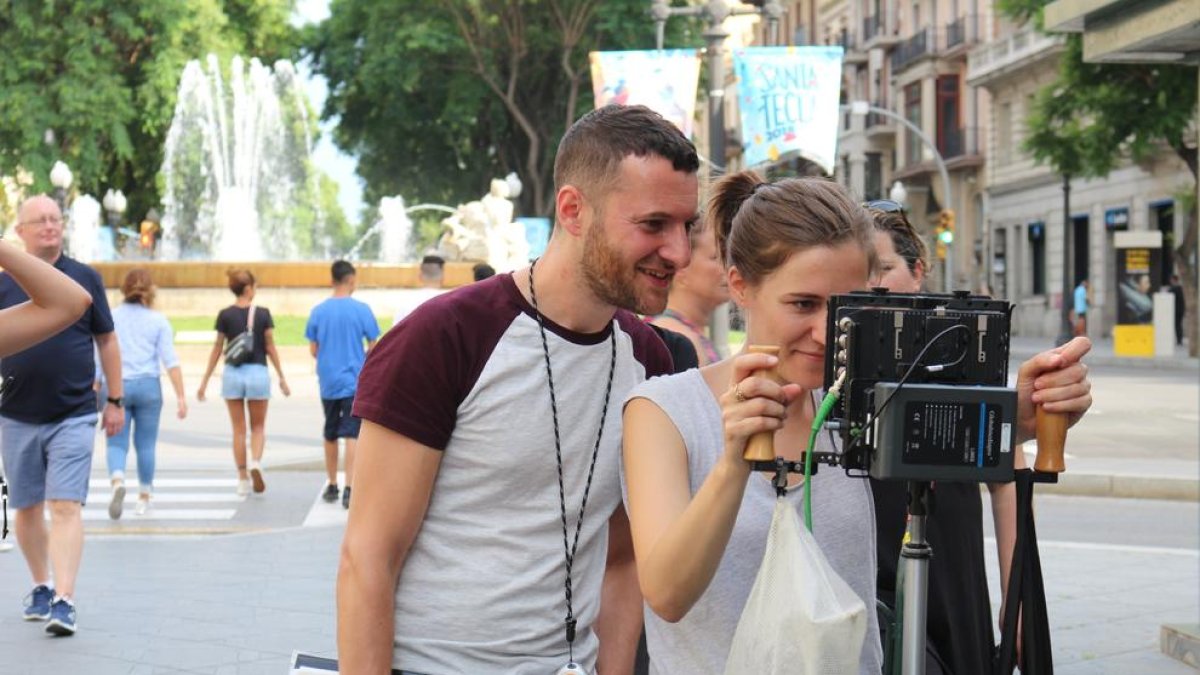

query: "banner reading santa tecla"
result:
(589, 49), (701, 138)
(732, 46), (844, 172)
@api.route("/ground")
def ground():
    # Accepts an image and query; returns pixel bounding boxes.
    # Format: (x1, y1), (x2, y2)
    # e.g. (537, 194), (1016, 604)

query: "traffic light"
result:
(937, 209), (955, 245)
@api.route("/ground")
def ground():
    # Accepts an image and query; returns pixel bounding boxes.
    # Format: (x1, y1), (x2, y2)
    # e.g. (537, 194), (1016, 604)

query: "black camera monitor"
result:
(823, 290), (1018, 482)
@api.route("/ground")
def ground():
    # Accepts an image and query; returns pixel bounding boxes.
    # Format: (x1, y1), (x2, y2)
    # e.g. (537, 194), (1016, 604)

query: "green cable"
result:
(802, 373), (846, 531)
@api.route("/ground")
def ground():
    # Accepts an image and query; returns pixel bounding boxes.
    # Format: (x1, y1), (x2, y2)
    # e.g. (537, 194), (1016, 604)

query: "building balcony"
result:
(966, 25), (1066, 87)
(831, 29), (868, 65)
(864, 102), (896, 139)
(942, 14), (981, 57)
(895, 126), (984, 179)
(939, 126), (984, 167)
(862, 13), (901, 49)
(891, 28), (934, 73)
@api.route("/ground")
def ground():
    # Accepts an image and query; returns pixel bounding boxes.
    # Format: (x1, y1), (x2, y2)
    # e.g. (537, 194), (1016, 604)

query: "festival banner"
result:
(589, 49), (701, 137)
(731, 46), (844, 171)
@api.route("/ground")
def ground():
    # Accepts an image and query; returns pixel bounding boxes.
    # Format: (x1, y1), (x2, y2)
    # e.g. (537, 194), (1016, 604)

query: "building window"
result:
(936, 75), (960, 156)
(904, 82), (922, 166)
(996, 102), (1012, 165)
(1028, 221), (1046, 295)
(865, 152), (883, 201)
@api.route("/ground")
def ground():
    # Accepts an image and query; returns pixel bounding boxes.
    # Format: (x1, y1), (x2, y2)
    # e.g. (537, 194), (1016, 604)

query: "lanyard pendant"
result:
(556, 663), (589, 675)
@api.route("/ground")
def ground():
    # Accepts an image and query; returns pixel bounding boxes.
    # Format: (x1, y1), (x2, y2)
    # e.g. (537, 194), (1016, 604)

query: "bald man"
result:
(1, 195), (124, 636)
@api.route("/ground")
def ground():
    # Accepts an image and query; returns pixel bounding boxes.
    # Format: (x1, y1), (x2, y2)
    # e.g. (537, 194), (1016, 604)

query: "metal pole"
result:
(1056, 173), (1074, 346)
(705, 19), (731, 358)
(843, 103), (954, 290)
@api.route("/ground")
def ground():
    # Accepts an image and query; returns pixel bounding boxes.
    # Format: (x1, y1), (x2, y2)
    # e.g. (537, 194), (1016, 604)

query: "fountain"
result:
(378, 196), (413, 264)
(158, 54), (321, 261)
(65, 195), (102, 262)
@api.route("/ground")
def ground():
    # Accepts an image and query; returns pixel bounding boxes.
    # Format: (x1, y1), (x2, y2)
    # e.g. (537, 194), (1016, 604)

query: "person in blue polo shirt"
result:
(305, 260), (379, 508)
(0, 195), (125, 637)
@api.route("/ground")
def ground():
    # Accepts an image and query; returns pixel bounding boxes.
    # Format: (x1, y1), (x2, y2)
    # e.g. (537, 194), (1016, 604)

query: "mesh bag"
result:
(724, 498), (868, 675)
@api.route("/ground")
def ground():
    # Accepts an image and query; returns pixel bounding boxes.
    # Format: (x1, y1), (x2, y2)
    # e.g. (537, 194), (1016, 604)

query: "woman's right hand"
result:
(718, 352), (802, 470)
(196, 382), (207, 402)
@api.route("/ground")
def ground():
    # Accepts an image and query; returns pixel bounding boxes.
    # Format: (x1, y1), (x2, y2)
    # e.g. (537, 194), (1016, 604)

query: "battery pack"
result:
(870, 382), (1017, 482)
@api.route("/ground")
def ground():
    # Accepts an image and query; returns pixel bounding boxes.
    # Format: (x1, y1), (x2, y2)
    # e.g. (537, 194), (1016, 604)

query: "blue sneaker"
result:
(22, 585), (53, 621)
(45, 598), (76, 636)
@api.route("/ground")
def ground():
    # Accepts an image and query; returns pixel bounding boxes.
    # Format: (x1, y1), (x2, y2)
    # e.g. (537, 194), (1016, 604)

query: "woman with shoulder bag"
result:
(197, 268), (290, 496)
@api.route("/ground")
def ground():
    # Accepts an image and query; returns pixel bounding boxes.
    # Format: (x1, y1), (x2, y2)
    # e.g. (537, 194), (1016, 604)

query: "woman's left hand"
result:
(177, 398), (188, 419)
(279, 376), (291, 397)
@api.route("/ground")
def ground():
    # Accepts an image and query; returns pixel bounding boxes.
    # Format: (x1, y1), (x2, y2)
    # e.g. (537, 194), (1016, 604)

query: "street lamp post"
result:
(846, 101), (955, 291)
(1055, 174), (1074, 346)
(651, 0), (783, 358)
(103, 189), (127, 260)
(49, 161), (73, 215)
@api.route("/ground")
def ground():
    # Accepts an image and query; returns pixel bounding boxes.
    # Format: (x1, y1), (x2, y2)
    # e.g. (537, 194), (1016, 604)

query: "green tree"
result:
(0, 1), (298, 228)
(305, 0), (699, 222)
(999, 0), (1199, 353)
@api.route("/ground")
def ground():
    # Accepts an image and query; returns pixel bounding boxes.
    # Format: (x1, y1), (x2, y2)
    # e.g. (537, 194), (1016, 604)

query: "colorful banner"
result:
(589, 49), (701, 137)
(731, 46), (844, 172)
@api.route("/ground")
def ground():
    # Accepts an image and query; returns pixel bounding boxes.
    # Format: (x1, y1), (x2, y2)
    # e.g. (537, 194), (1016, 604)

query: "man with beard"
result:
(339, 105), (699, 674)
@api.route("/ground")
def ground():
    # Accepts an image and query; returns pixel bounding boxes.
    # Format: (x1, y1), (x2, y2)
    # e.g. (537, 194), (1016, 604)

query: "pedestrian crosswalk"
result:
(81, 475), (240, 524)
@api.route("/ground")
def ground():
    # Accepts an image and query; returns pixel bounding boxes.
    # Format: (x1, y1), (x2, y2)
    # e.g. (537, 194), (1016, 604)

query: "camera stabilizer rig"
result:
(744, 289), (1067, 675)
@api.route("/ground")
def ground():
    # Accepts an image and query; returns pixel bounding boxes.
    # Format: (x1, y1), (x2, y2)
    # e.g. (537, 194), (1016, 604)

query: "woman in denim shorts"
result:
(197, 269), (291, 496)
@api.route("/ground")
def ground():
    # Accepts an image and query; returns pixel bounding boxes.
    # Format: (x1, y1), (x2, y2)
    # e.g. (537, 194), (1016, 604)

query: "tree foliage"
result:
(305, 0), (699, 219)
(998, 0), (1199, 352)
(0, 1), (298, 227)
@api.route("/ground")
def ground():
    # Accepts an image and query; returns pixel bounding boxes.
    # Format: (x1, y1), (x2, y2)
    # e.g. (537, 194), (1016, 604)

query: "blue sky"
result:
(293, 0), (365, 223)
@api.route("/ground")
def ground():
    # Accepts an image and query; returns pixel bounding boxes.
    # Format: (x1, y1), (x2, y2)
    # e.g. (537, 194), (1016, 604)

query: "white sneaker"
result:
(135, 498), (150, 516)
(237, 478), (251, 497)
(108, 483), (126, 520)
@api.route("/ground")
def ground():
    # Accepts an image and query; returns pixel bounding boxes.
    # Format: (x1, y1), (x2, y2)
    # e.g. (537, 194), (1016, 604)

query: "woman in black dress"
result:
(865, 201), (1091, 674)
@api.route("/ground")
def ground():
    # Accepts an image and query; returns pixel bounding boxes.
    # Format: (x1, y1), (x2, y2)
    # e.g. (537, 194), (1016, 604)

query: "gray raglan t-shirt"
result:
(353, 273), (673, 674)
(624, 369), (882, 674)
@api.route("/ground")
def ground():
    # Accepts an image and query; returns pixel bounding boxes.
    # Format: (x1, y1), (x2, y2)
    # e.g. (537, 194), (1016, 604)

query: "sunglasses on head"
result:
(864, 199), (907, 214)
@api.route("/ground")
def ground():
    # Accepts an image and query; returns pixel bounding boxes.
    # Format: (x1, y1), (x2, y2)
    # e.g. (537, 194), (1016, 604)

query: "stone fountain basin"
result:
(92, 261), (479, 318)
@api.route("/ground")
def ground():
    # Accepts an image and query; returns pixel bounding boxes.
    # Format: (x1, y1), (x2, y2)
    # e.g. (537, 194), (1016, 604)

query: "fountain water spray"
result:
(159, 55), (321, 260)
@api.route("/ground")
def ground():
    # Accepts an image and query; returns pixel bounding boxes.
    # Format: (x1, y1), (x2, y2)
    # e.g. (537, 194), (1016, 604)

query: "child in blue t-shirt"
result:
(304, 260), (381, 508)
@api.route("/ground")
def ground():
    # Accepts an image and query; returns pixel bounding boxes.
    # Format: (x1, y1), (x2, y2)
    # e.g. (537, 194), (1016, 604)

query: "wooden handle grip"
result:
(743, 345), (780, 462)
(1033, 405), (1067, 473)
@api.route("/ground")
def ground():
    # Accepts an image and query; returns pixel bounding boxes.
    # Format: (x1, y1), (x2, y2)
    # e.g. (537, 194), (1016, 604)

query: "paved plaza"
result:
(0, 337), (1196, 673)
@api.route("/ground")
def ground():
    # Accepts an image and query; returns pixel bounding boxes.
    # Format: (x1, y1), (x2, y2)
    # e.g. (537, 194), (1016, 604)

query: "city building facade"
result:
(717, 0), (1193, 339)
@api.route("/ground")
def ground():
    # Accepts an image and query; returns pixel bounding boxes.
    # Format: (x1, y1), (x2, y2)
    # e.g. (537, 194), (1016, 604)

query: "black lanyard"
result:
(528, 258), (616, 665)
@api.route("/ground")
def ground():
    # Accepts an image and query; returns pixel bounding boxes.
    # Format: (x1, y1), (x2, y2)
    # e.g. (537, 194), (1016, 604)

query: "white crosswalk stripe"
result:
(303, 471), (348, 528)
(78, 475), (242, 523)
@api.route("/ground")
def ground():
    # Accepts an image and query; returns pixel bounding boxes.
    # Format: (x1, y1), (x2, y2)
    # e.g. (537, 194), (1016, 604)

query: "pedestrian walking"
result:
(1169, 274), (1186, 346)
(392, 254), (445, 328)
(305, 260), (379, 509)
(105, 268), (188, 519)
(0, 195), (124, 636)
(1073, 278), (1089, 337)
(196, 268), (290, 496)
(337, 104), (699, 673)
